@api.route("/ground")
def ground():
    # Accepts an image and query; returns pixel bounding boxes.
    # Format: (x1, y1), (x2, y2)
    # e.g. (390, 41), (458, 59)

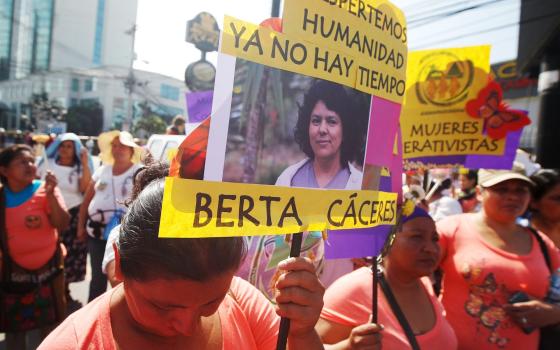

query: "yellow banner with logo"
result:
(159, 177), (397, 238)
(401, 46), (506, 159)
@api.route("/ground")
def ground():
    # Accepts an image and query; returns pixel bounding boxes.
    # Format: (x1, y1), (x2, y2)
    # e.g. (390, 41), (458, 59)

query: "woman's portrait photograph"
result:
(221, 59), (371, 190)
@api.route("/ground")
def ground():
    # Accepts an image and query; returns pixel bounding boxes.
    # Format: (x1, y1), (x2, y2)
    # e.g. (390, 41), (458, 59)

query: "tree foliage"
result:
(133, 114), (167, 137)
(129, 100), (168, 138)
(64, 102), (104, 136)
(28, 92), (66, 131)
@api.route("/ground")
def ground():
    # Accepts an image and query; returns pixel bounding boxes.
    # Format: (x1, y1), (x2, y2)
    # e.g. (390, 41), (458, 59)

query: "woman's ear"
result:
(113, 242), (123, 281)
(529, 199), (540, 212)
(476, 185), (484, 201)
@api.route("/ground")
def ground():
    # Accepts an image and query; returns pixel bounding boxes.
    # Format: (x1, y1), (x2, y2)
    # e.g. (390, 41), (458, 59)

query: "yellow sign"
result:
(221, 16), (357, 90)
(282, 0), (407, 103)
(401, 46), (506, 159)
(159, 177), (397, 238)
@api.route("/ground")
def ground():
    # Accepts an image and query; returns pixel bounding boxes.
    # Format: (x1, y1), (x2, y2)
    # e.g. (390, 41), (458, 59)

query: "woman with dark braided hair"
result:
(0, 144), (70, 349)
(317, 204), (457, 349)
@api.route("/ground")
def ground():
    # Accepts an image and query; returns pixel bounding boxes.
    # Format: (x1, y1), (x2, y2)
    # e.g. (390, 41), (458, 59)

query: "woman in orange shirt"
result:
(0, 144), (70, 350)
(437, 169), (560, 350)
(317, 204), (458, 349)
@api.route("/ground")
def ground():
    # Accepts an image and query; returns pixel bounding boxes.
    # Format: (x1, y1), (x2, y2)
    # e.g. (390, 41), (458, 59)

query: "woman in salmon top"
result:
(317, 204), (458, 349)
(40, 162), (325, 350)
(437, 169), (560, 350)
(0, 144), (69, 349)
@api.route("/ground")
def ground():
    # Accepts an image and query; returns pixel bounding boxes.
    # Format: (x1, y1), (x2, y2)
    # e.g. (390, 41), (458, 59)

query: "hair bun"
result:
(126, 156), (170, 206)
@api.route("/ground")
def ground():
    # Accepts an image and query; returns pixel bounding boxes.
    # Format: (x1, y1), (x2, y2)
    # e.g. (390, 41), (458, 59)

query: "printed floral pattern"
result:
(462, 263), (515, 348)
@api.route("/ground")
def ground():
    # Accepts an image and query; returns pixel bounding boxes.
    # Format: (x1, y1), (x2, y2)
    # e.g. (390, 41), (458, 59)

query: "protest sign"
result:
(162, 0), (406, 255)
(186, 90), (213, 123)
(400, 46), (529, 169)
(160, 178), (397, 238)
(221, 16), (357, 90)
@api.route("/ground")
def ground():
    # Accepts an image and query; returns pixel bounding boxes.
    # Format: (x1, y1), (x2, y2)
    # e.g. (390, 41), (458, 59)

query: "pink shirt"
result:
(39, 277), (280, 350)
(321, 267), (458, 349)
(437, 214), (560, 350)
(6, 184), (65, 270)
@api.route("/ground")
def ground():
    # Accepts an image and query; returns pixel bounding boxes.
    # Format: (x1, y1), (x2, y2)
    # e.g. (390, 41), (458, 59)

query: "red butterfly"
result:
(169, 117), (210, 179)
(465, 81), (530, 140)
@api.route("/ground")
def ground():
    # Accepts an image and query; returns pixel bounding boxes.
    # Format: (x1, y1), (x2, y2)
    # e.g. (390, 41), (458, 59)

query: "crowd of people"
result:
(0, 125), (559, 350)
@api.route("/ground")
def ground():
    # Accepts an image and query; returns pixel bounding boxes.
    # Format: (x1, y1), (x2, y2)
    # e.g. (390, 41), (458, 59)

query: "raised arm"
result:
(45, 171), (70, 232)
(78, 148), (93, 193)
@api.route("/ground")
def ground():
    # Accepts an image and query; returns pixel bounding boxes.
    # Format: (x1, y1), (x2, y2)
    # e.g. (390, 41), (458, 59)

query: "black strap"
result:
(528, 227), (552, 273)
(378, 271), (421, 350)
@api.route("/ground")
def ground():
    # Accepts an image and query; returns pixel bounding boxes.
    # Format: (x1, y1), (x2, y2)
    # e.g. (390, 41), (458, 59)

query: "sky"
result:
(134, 0), (521, 80)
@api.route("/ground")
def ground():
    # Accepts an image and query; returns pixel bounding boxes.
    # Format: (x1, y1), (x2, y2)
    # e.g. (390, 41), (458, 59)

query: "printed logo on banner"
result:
(415, 51), (474, 107)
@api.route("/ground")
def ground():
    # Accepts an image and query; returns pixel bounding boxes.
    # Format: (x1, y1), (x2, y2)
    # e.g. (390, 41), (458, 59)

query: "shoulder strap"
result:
(378, 271), (421, 350)
(528, 227), (552, 273)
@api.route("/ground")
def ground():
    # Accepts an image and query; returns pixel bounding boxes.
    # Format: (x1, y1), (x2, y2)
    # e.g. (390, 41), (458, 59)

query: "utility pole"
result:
(271, 0), (281, 17)
(123, 24), (137, 131)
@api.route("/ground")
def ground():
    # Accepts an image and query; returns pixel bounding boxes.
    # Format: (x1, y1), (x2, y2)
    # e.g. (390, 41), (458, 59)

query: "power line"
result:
(412, 9), (560, 49)
(408, 0), (512, 27)
(411, 3), (519, 46)
(407, 0), (488, 22)
(402, 0), (454, 17)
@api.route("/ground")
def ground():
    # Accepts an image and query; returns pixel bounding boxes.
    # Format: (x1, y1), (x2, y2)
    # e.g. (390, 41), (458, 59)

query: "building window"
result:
(0, 0), (14, 80)
(30, 0), (55, 73)
(81, 98), (98, 107)
(93, 0), (106, 65)
(71, 78), (79, 92)
(85, 79), (93, 92)
(70, 98), (79, 107)
(152, 104), (183, 117)
(160, 84), (179, 101)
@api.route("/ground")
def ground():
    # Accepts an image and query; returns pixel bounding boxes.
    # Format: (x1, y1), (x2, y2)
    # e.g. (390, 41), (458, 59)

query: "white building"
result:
(0, 0), (191, 133)
(1, 0), (138, 80)
(0, 66), (187, 132)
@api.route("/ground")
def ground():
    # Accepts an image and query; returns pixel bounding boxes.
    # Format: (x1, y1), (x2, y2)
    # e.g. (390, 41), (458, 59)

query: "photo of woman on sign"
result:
(276, 79), (365, 190)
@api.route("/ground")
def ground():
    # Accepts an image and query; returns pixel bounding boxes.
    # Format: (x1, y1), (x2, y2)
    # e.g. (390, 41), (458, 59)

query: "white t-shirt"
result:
(86, 164), (141, 238)
(429, 196), (463, 222)
(102, 224), (120, 274)
(37, 161), (84, 209)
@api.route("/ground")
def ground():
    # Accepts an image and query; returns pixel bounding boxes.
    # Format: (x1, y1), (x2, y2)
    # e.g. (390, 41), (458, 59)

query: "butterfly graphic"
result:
(465, 81), (531, 140)
(169, 117), (210, 180)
